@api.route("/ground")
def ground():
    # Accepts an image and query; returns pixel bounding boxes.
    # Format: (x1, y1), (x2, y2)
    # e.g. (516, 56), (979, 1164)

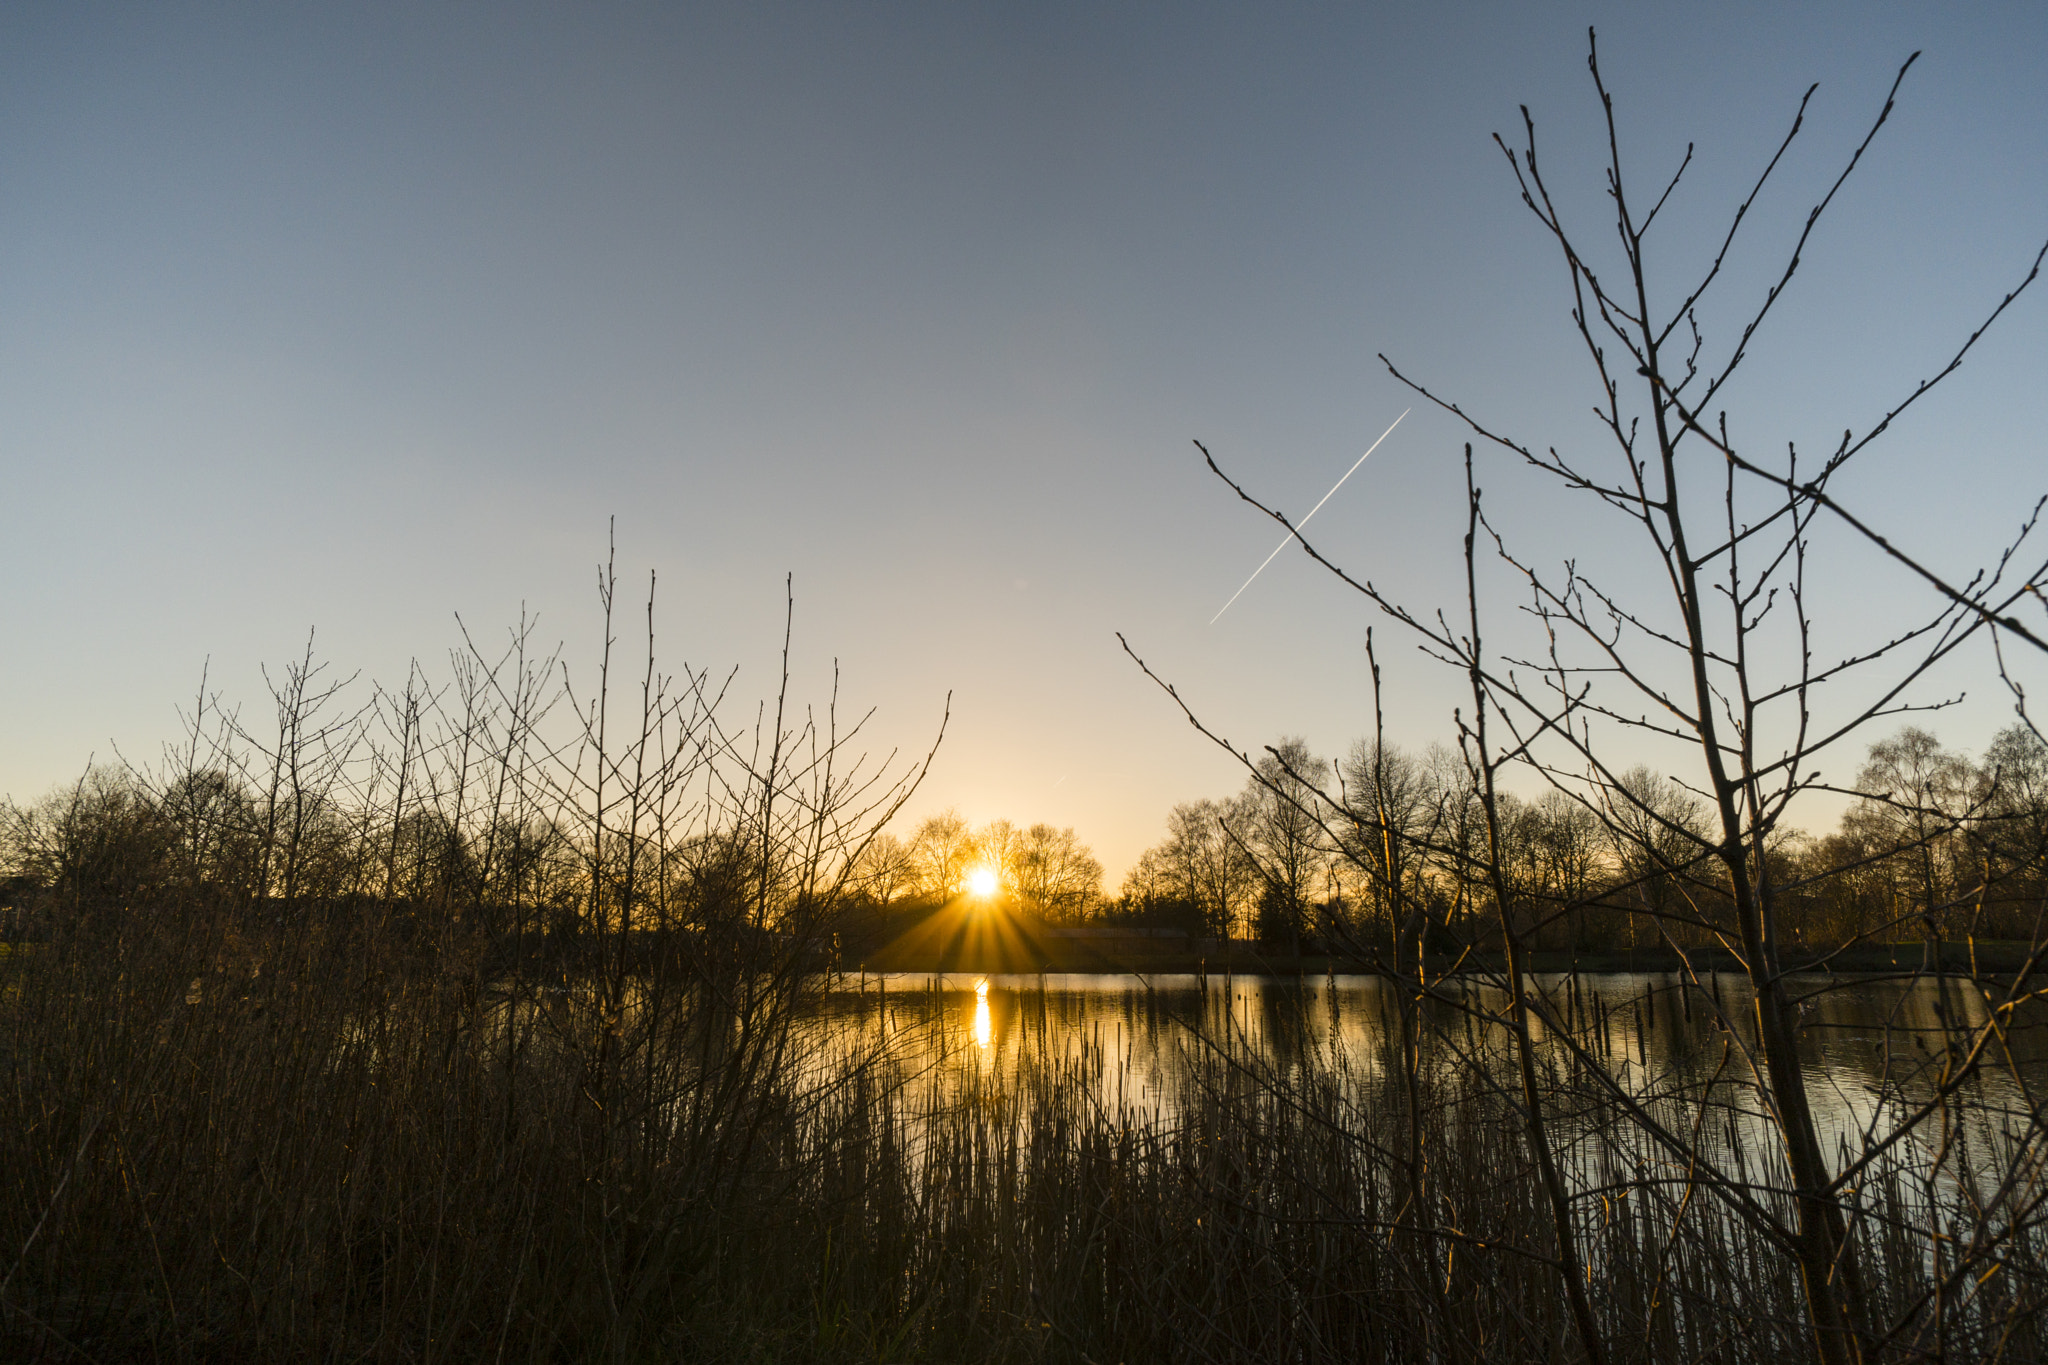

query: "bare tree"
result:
(1012, 822), (1104, 922)
(1133, 30), (2048, 1364)
(1240, 738), (1331, 958)
(1338, 731), (1437, 947)
(904, 809), (973, 903)
(1125, 798), (1260, 940)
(1842, 728), (1979, 945)
(1175, 798), (1261, 940)
(846, 831), (916, 907)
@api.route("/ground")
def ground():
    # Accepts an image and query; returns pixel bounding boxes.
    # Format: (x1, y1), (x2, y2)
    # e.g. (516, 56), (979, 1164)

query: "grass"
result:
(4, 907), (2045, 1364)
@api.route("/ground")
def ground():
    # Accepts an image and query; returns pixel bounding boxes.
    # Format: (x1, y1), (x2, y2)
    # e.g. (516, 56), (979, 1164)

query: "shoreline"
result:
(850, 939), (2041, 980)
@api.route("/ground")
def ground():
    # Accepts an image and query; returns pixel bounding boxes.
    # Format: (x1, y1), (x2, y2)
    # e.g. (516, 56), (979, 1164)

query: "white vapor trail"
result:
(1209, 409), (1408, 624)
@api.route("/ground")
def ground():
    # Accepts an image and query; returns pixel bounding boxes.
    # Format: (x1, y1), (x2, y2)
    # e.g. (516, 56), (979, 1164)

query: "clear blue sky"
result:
(4, 2), (2044, 880)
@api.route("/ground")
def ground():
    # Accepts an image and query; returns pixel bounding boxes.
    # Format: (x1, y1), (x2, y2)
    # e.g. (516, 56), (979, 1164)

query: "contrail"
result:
(1209, 409), (1408, 624)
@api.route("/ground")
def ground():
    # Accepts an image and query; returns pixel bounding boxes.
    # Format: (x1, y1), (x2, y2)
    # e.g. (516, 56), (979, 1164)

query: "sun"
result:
(965, 866), (999, 898)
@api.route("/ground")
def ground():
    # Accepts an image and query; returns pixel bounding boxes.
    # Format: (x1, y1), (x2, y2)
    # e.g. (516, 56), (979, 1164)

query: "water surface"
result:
(814, 970), (2048, 1173)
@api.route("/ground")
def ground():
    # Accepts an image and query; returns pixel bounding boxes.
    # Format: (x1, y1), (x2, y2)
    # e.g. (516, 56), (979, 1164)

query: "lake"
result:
(809, 969), (2048, 1174)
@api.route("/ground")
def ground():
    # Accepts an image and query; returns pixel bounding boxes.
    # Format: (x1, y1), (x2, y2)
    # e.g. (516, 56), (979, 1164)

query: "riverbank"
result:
(854, 936), (2043, 979)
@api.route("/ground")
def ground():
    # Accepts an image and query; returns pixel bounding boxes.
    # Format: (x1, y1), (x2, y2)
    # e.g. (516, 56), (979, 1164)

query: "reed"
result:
(6, 921), (2044, 1362)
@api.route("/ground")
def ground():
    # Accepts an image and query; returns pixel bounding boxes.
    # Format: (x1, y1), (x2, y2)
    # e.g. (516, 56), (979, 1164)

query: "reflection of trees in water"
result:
(809, 973), (2048, 1164)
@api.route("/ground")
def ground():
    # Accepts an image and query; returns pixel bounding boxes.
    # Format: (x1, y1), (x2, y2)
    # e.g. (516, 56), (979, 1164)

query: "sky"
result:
(3, 2), (2045, 884)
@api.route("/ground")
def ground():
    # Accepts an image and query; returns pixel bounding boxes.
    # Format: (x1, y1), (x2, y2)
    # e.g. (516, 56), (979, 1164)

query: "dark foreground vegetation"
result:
(6, 883), (2048, 1363)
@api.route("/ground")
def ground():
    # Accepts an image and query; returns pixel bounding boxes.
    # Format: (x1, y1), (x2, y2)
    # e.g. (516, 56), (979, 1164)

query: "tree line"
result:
(1111, 724), (2048, 959)
(845, 812), (1103, 922)
(21, 711), (2036, 969)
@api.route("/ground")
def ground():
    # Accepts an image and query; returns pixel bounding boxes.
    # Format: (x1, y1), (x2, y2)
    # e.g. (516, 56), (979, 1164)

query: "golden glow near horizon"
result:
(966, 866), (999, 898)
(973, 977), (992, 1051)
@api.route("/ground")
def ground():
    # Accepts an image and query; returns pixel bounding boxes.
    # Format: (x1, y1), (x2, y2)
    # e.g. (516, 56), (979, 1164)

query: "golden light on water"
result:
(973, 977), (992, 1050)
(966, 866), (999, 898)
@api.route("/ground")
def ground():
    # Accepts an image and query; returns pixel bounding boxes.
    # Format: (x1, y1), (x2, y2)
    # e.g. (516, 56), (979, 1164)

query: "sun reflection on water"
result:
(821, 973), (2048, 1168)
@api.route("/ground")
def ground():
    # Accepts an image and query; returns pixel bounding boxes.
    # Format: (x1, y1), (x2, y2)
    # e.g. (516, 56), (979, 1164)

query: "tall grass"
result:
(7, 917), (2046, 1361)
